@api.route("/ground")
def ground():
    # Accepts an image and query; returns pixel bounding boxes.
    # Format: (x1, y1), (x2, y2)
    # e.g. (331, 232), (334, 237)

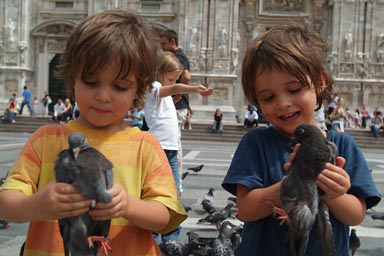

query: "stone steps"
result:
(1, 116), (383, 149)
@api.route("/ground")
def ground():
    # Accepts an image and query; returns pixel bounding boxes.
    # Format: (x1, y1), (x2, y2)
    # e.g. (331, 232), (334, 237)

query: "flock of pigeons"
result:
(159, 187), (242, 256)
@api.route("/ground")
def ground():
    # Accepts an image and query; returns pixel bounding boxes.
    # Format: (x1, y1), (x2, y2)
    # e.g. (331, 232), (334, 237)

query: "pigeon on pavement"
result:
(0, 171), (10, 230)
(349, 228), (360, 256)
(182, 171), (189, 180)
(188, 164), (204, 174)
(54, 132), (114, 256)
(0, 219), (10, 229)
(279, 124), (337, 256)
(371, 210), (384, 220)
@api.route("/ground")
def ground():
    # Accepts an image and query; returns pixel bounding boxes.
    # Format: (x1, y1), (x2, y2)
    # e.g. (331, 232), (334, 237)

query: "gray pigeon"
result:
(349, 228), (360, 256)
(54, 132), (114, 256)
(279, 124), (337, 256)
(188, 164), (204, 174)
(0, 171), (10, 230)
(371, 210), (384, 220)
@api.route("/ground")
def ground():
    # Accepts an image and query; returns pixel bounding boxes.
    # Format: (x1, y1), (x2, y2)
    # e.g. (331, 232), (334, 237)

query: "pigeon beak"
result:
(72, 147), (80, 160)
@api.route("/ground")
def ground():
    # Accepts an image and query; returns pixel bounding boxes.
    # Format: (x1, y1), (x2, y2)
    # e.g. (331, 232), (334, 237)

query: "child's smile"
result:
(255, 68), (318, 137)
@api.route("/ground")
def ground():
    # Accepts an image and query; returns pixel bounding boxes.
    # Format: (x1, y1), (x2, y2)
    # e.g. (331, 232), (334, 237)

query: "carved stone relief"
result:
(231, 48), (239, 72)
(4, 18), (16, 43)
(327, 52), (339, 76)
(339, 63), (353, 74)
(18, 41), (28, 67)
(344, 29), (353, 60)
(45, 24), (73, 36)
(260, 0), (306, 14)
(212, 87), (228, 101)
(188, 26), (199, 55)
(356, 53), (370, 79)
(4, 80), (18, 95)
(217, 26), (228, 57)
(4, 52), (17, 65)
(47, 39), (67, 53)
(377, 32), (384, 60)
(371, 64), (384, 78)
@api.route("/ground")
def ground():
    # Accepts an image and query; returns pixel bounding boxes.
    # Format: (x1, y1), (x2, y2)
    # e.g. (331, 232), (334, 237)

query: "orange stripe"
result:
(24, 221), (161, 255)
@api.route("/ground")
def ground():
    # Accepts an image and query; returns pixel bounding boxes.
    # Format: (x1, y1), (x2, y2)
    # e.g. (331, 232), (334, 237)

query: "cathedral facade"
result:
(0, 0), (383, 118)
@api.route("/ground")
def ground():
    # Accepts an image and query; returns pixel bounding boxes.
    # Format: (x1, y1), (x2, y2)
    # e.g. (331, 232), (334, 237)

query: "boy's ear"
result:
(318, 71), (327, 93)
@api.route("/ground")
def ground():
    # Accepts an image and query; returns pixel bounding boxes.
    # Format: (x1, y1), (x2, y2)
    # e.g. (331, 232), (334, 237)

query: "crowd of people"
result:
(0, 9), (381, 256)
(320, 94), (384, 138)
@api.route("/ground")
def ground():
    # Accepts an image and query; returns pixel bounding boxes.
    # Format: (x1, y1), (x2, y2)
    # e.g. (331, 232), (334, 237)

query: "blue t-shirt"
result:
(222, 127), (381, 256)
(22, 89), (31, 103)
(132, 110), (144, 128)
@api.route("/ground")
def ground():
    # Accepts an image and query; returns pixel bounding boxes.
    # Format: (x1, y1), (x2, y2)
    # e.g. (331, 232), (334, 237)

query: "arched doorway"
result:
(48, 54), (66, 113)
(31, 20), (76, 114)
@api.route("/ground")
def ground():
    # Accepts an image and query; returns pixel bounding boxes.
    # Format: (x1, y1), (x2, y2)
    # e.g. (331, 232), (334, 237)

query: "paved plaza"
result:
(0, 133), (384, 255)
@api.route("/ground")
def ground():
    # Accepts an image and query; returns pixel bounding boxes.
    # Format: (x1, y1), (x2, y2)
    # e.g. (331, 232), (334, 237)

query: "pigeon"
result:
(197, 203), (233, 226)
(0, 171), (10, 230)
(54, 132), (114, 256)
(159, 241), (182, 256)
(278, 124), (337, 256)
(217, 220), (243, 252)
(188, 164), (204, 174)
(202, 198), (217, 214)
(182, 171), (189, 180)
(227, 197), (237, 204)
(0, 219), (10, 229)
(204, 188), (215, 203)
(159, 239), (204, 256)
(0, 171), (8, 185)
(371, 210), (384, 220)
(349, 228), (360, 256)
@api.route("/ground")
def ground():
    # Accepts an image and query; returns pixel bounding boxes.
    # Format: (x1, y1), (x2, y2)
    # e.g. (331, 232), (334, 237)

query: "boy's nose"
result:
(95, 88), (112, 103)
(276, 96), (291, 110)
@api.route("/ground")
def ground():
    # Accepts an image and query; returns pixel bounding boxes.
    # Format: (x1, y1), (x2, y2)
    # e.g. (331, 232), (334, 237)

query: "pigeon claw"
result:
(87, 236), (112, 255)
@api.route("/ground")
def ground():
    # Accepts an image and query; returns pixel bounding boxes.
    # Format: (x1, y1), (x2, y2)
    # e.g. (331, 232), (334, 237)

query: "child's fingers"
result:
(283, 143), (301, 171)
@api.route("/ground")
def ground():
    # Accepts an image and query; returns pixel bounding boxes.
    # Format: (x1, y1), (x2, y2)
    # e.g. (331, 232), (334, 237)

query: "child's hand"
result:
(88, 183), (129, 221)
(197, 85), (213, 96)
(317, 156), (351, 201)
(283, 143), (301, 171)
(34, 182), (91, 220)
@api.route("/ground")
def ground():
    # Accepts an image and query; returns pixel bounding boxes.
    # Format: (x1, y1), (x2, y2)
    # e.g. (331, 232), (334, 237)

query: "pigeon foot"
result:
(87, 236), (112, 255)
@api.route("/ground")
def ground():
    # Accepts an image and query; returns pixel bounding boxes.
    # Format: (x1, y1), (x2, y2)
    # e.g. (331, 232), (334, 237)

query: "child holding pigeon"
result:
(222, 23), (380, 255)
(0, 9), (187, 255)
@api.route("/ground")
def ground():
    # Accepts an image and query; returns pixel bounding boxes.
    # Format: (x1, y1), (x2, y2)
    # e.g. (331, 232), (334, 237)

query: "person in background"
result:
(1, 97), (17, 123)
(159, 29), (191, 175)
(72, 101), (80, 119)
(182, 107), (192, 130)
(361, 104), (370, 129)
(222, 23), (380, 255)
(0, 9), (187, 255)
(59, 98), (73, 123)
(354, 108), (360, 128)
(41, 91), (52, 116)
(53, 98), (66, 122)
(130, 99), (145, 130)
(18, 86), (34, 116)
(327, 93), (339, 115)
(212, 108), (223, 134)
(314, 104), (327, 130)
(369, 111), (383, 139)
(144, 51), (212, 245)
(11, 93), (19, 113)
(243, 106), (259, 131)
(330, 97), (348, 132)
